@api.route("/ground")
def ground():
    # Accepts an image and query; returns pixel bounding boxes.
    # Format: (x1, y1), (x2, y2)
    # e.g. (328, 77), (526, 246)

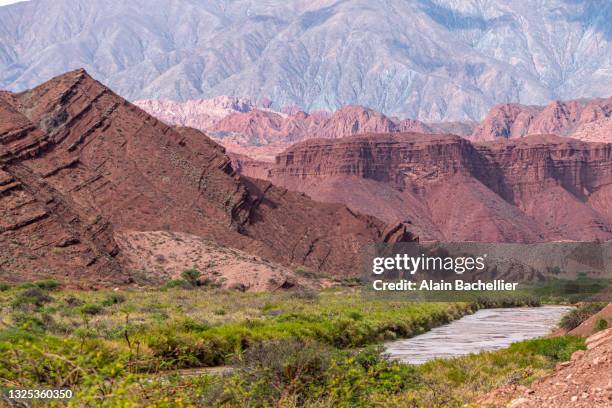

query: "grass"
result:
(0, 283), (477, 369)
(0, 335), (581, 407)
(0, 281), (576, 407)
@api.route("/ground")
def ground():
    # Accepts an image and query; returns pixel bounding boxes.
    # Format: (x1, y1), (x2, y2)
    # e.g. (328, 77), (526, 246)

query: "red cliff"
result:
(248, 133), (612, 243)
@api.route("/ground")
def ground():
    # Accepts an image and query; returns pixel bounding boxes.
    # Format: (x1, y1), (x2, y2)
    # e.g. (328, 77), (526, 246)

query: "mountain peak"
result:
(1, 70), (411, 285)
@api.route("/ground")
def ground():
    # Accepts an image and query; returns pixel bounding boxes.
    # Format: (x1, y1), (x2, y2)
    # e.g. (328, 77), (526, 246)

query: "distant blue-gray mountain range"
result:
(0, 0), (610, 121)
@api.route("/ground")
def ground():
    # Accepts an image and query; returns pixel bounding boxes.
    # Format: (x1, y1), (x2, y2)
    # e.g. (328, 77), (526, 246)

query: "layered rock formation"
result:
(472, 97), (612, 142)
(238, 133), (612, 242)
(0, 70), (414, 285)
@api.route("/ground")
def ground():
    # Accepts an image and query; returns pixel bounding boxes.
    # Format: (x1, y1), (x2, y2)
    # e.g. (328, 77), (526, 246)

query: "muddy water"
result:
(385, 306), (573, 364)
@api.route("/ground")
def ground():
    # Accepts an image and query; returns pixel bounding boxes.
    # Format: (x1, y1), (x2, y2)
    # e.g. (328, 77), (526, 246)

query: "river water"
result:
(384, 306), (573, 364)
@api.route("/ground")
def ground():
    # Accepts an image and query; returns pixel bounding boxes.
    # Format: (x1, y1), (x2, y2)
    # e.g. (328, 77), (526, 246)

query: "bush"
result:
(594, 318), (609, 332)
(559, 303), (606, 330)
(0, 282), (11, 291)
(181, 269), (201, 287)
(507, 336), (585, 361)
(290, 288), (319, 301)
(34, 279), (61, 291)
(233, 340), (333, 404)
(162, 279), (189, 289)
(219, 341), (420, 406)
(102, 293), (126, 306)
(12, 312), (47, 332)
(11, 288), (53, 310)
(146, 330), (227, 368)
(80, 303), (103, 316)
(64, 296), (84, 307)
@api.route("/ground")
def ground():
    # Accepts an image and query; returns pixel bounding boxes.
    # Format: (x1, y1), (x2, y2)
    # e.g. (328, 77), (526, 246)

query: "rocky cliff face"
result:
(246, 133), (612, 242)
(0, 70), (414, 284)
(472, 97), (612, 142)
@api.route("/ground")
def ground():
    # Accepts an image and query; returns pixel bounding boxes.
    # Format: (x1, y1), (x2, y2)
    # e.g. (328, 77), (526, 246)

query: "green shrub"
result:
(102, 293), (126, 306)
(348, 311), (363, 321)
(594, 318), (609, 332)
(64, 295), (84, 307)
(0, 332), (128, 389)
(232, 340), (333, 404)
(219, 340), (420, 406)
(291, 288), (319, 301)
(162, 279), (188, 289)
(11, 312), (47, 332)
(11, 287), (53, 310)
(34, 279), (61, 291)
(507, 336), (585, 361)
(146, 330), (227, 368)
(180, 318), (211, 332)
(559, 303), (606, 330)
(0, 282), (11, 291)
(181, 269), (201, 287)
(80, 303), (103, 316)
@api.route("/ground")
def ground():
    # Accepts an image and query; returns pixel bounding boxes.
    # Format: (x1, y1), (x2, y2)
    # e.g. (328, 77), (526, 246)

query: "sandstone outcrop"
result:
(140, 94), (612, 164)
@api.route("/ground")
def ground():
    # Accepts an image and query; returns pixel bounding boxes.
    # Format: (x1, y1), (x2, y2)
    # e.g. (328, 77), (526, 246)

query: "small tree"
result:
(181, 268), (201, 287)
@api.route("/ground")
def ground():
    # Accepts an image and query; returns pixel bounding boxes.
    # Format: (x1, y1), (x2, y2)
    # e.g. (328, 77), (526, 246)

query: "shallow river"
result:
(385, 306), (573, 364)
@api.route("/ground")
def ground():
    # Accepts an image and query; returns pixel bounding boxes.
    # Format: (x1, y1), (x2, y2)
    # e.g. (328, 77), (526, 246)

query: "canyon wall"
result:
(242, 133), (612, 242)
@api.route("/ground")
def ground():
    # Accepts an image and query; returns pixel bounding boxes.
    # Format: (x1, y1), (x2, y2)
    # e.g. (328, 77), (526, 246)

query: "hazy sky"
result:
(0, 0), (27, 6)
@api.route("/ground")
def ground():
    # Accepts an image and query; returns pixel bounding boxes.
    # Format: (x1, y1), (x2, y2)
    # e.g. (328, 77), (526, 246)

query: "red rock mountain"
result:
(0, 70), (414, 285)
(138, 100), (470, 160)
(237, 133), (612, 243)
(209, 105), (470, 160)
(472, 97), (612, 142)
(138, 96), (611, 157)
